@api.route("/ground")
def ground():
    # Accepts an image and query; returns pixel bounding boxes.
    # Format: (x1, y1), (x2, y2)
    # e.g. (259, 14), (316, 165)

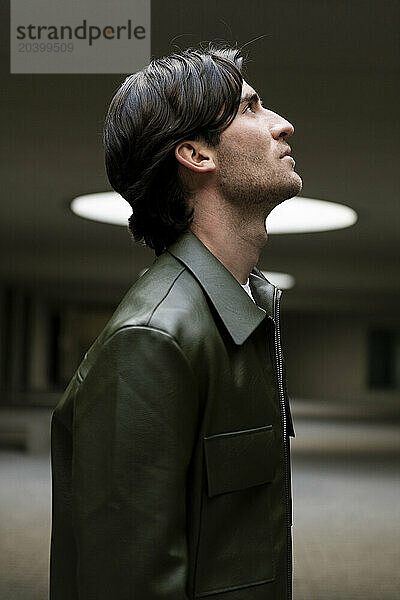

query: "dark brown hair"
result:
(103, 43), (245, 255)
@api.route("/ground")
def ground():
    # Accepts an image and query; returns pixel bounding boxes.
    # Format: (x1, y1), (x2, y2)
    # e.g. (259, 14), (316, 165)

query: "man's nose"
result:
(270, 114), (295, 139)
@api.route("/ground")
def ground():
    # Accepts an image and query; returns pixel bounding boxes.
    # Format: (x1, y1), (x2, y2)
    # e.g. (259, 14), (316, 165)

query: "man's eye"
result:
(244, 103), (255, 113)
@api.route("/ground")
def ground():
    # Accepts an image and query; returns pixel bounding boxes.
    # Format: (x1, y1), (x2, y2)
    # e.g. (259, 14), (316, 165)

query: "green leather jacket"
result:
(50, 229), (295, 600)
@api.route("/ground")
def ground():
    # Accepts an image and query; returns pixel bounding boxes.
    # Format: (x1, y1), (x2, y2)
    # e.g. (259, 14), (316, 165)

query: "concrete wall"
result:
(282, 311), (400, 408)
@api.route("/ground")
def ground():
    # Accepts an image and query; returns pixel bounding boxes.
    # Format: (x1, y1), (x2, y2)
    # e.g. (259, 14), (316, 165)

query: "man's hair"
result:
(103, 43), (245, 255)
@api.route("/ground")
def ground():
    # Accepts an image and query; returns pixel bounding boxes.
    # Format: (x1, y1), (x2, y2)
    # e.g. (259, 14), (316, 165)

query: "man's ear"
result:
(174, 141), (216, 173)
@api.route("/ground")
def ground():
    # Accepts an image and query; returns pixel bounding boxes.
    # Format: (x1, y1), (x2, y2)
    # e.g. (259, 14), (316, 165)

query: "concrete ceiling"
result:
(1, 0), (399, 311)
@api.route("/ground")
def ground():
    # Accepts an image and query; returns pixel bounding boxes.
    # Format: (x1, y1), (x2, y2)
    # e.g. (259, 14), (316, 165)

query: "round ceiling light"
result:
(71, 192), (131, 226)
(265, 196), (358, 233)
(70, 192), (357, 233)
(261, 271), (295, 289)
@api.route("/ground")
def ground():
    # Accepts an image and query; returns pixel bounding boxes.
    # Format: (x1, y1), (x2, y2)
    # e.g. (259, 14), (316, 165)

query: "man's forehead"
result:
(240, 82), (260, 104)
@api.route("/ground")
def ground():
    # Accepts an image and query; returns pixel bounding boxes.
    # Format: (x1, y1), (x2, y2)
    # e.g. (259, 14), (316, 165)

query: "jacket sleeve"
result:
(72, 326), (199, 599)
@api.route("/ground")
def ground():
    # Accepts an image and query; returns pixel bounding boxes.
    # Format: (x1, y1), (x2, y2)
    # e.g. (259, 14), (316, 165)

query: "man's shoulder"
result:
(53, 252), (212, 427)
(79, 251), (216, 377)
(110, 251), (213, 339)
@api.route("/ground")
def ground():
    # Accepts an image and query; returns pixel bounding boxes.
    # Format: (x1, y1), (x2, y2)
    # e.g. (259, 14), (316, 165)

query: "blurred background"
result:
(1, 0), (399, 598)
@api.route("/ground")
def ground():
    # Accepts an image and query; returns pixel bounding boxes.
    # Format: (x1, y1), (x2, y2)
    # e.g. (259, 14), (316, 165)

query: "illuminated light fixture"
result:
(71, 192), (131, 226)
(70, 193), (358, 233)
(266, 196), (358, 233)
(261, 271), (295, 290)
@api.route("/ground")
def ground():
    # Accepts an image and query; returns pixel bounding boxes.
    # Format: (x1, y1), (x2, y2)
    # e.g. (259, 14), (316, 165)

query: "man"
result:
(50, 43), (302, 600)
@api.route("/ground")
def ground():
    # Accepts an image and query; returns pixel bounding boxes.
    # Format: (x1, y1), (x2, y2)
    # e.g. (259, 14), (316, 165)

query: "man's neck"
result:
(189, 217), (268, 286)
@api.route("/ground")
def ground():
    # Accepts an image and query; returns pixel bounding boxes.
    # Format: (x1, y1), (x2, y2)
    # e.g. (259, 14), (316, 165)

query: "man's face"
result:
(214, 80), (302, 217)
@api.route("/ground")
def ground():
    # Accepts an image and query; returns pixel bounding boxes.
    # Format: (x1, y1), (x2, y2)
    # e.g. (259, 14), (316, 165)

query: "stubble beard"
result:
(216, 146), (302, 219)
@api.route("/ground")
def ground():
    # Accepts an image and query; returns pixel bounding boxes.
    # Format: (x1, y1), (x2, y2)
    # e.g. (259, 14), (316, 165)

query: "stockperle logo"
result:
(10, 0), (151, 74)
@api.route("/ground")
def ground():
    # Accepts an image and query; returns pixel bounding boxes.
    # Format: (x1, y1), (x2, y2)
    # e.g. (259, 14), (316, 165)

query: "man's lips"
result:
(280, 146), (292, 158)
(279, 146), (295, 165)
(281, 155), (295, 166)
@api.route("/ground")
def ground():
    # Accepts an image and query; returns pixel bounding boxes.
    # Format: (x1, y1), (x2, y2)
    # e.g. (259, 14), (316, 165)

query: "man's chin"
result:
(285, 168), (302, 195)
(262, 176), (303, 218)
(293, 170), (303, 191)
(282, 173), (303, 202)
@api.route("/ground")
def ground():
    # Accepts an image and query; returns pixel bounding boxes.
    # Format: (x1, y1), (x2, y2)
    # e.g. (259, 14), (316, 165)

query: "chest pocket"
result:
(194, 425), (277, 597)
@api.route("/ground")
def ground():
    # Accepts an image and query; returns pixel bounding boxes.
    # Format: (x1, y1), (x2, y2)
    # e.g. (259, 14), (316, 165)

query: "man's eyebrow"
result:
(240, 92), (262, 105)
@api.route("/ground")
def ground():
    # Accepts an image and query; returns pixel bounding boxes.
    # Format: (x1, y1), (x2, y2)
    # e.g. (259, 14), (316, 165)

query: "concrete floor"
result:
(290, 419), (400, 599)
(0, 419), (399, 600)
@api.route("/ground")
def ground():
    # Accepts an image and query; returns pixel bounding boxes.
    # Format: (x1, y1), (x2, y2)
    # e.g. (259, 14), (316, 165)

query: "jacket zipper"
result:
(273, 287), (292, 600)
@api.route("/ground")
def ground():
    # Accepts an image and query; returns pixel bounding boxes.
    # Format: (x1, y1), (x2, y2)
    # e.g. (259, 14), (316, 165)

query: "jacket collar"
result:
(166, 230), (277, 345)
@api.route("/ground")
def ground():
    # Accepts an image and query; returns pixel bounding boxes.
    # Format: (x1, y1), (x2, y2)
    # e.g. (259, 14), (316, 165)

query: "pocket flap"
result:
(203, 425), (276, 497)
